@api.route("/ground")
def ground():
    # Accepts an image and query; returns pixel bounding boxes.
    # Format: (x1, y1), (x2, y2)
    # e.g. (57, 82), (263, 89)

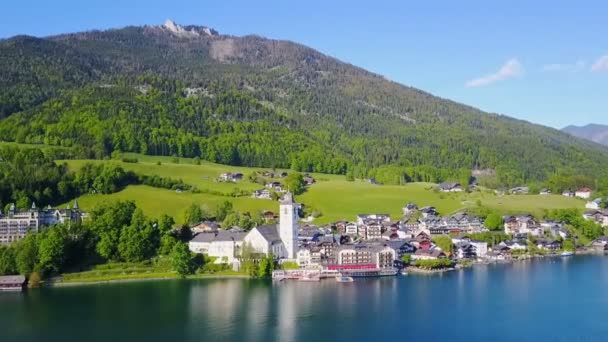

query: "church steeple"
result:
(279, 192), (298, 259)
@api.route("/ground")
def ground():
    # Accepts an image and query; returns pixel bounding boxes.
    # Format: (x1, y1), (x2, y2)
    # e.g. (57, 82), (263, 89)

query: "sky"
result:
(2, 0), (607, 129)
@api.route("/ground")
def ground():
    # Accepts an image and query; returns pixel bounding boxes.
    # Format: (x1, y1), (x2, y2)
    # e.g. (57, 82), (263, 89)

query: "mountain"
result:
(1, 20), (608, 188)
(562, 124), (608, 146)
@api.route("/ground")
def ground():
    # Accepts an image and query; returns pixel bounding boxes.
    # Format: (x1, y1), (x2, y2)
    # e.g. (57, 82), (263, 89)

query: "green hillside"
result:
(1, 21), (608, 190)
(58, 154), (586, 224)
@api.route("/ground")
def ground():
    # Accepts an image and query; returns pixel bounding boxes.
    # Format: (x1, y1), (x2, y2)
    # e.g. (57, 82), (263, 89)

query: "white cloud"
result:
(591, 54), (608, 72)
(542, 60), (586, 72)
(465, 58), (524, 87)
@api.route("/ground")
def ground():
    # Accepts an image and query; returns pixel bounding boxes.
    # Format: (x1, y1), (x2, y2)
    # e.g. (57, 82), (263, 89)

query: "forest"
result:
(1, 24), (608, 190)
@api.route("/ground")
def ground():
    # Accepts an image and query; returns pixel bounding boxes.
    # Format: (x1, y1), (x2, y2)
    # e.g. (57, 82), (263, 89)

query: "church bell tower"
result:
(279, 192), (299, 259)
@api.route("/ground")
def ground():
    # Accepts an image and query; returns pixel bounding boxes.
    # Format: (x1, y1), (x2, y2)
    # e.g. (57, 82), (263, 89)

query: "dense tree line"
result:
(3, 26), (608, 189)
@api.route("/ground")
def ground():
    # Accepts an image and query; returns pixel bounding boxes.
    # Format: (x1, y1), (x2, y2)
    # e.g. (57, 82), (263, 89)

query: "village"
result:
(185, 174), (608, 282)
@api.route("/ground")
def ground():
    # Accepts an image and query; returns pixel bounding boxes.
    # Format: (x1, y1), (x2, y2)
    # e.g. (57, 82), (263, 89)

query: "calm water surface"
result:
(3, 255), (608, 342)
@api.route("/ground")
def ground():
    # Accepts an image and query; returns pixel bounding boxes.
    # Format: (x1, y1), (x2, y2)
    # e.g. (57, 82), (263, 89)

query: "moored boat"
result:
(560, 251), (574, 257)
(335, 276), (354, 283)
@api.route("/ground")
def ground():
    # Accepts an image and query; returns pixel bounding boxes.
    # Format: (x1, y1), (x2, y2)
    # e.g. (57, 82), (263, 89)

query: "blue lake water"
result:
(3, 255), (608, 342)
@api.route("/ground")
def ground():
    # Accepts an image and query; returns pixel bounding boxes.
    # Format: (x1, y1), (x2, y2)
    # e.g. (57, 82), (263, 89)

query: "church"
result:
(243, 192), (299, 260)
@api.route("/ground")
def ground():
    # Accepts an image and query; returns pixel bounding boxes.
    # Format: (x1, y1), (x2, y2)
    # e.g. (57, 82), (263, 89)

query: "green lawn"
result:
(60, 185), (279, 223)
(51, 152), (586, 224)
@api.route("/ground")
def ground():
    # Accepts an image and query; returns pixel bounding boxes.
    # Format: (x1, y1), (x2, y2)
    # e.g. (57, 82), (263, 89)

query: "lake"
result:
(3, 255), (608, 341)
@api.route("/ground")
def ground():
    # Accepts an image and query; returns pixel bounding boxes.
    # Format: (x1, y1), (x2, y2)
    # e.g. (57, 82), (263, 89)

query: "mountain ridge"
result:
(562, 124), (608, 146)
(1, 21), (608, 188)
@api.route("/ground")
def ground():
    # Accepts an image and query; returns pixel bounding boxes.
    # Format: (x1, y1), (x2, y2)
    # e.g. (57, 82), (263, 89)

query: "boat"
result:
(400, 270), (409, 276)
(340, 267), (398, 278)
(299, 274), (321, 282)
(560, 251), (574, 257)
(335, 276), (354, 283)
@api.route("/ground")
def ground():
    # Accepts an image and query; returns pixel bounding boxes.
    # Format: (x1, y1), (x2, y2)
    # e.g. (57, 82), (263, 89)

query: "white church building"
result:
(243, 192), (299, 260)
(188, 192), (300, 263)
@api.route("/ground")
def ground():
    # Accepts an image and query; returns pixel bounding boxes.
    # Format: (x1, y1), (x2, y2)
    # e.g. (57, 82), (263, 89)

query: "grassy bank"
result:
(50, 152), (586, 224)
(59, 260), (248, 284)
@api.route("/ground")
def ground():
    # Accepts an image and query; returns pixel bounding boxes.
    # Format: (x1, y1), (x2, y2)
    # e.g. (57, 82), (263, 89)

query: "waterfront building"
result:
(0, 275), (26, 292)
(0, 201), (84, 245)
(188, 229), (247, 264)
(335, 244), (395, 269)
(503, 215), (542, 236)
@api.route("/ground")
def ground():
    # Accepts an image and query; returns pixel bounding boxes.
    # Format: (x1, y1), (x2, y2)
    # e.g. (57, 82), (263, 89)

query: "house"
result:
(402, 202), (418, 216)
(356, 214), (391, 226)
(261, 210), (277, 223)
(382, 239), (416, 258)
(419, 206), (438, 218)
(487, 246), (512, 260)
(382, 224), (408, 240)
(0, 201), (85, 245)
(439, 182), (462, 192)
(412, 248), (446, 260)
(303, 176), (316, 185)
(586, 198), (603, 210)
(575, 188), (593, 199)
(470, 240), (488, 258)
(218, 172), (244, 182)
(562, 190), (575, 197)
(413, 232), (432, 250)
(550, 226), (571, 239)
(188, 229), (247, 264)
(510, 186), (529, 195)
(451, 234), (471, 245)
(0, 275), (26, 292)
(591, 236), (608, 250)
(252, 189), (272, 200)
(191, 221), (219, 233)
(344, 222), (358, 236)
(265, 182), (285, 193)
(539, 189), (552, 195)
(583, 210), (608, 227)
(296, 248), (312, 267)
(503, 215), (542, 236)
(499, 240), (528, 250)
(455, 242), (476, 259)
(536, 239), (562, 251)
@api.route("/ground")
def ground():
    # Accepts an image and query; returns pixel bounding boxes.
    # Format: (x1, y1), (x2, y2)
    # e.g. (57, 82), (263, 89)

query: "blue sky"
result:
(2, 0), (607, 128)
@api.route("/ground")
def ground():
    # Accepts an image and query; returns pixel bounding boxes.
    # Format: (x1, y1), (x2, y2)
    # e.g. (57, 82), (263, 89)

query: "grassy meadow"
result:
(55, 152), (586, 224)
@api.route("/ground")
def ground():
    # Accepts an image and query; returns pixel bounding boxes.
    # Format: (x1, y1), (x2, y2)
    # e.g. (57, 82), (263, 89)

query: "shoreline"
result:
(49, 273), (251, 287)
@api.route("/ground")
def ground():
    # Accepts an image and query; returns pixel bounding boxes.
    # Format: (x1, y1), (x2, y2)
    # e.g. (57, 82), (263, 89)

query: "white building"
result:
(296, 248), (312, 267)
(243, 192), (299, 260)
(575, 188), (593, 199)
(470, 240), (488, 258)
(188, 229), (247, 264)
(586, 198), (603, 210)
(0, 202), (85, 245)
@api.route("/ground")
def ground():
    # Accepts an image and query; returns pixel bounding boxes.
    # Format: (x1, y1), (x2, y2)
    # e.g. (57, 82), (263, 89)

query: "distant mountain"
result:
(1, 20), (608, 187)
(562, 124), (608, 146)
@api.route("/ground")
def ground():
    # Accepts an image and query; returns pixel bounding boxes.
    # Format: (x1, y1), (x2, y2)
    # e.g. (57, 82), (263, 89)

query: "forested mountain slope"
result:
(1, 20), (607, 188)
(563, 124), (608, 147)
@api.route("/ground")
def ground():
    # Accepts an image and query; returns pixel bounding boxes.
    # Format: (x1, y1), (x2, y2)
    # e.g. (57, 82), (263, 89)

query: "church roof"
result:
(280, 192), (294, 205)
(255, 225), (282, 243)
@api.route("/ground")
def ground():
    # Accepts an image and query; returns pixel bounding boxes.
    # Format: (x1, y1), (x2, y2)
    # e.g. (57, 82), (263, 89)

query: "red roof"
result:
(577, 188), (592, 193)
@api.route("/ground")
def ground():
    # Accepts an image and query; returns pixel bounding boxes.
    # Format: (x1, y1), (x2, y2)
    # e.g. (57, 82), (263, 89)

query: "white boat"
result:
(335, 276), (354, 283)
(560, 251), (574, 257)
(400, 270), (409, 275)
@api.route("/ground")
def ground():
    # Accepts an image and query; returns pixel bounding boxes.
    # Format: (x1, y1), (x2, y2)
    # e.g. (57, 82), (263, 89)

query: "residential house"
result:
(575, 188), (593, 199)
(402, 202), (418, 216)
(188, 229), (247, 264)
(583, 210), (608, 227)
(303, 175), (316, 185)
(345, 222), (358, 236)
(562, 190), (575, 198)
(419, 206), (438, 218)
(499, 240), (528, 251)
(356, 214), (391, 226)
(218, 172), (243, 182)
(503, 215), (542, 236)
(296, 248), (312, 267)
(591, 236), (608, 251)
(191, 221), (219, 234)
(439, 182), (462, 192)
(470, 240), (488, 258)
(487, 246), (512, 260)
(586, 198), (603, 210)
(510, 186), (529, 194)
(536, 239), (562, 251)
(265, 182), (285, 193)
(412, 248), (446, 260)
(455, 242), (476, 259)
(252, 189), (272, 200)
